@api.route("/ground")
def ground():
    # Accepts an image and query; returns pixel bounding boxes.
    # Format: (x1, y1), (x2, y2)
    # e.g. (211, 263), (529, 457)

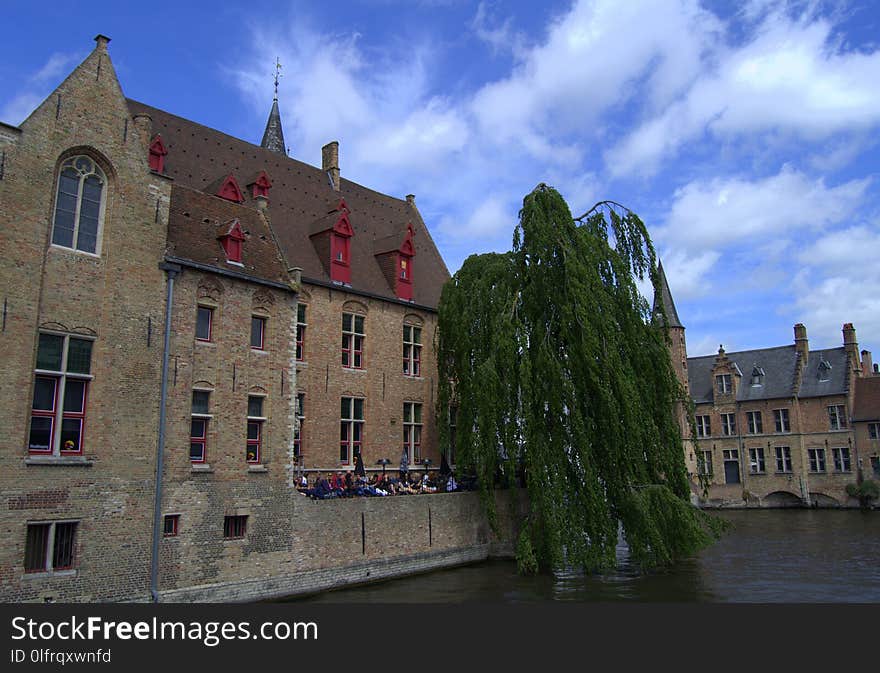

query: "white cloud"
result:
(789, 225), (880, 346)
(1, 52), (81, 125)
(471, 0), (720, 147)
(659, 167), (870, 250)
(607, 11), (880, 176)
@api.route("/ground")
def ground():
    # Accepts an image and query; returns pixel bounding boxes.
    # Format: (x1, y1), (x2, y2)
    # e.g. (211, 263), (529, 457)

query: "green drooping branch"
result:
(438, 184), (722, 573)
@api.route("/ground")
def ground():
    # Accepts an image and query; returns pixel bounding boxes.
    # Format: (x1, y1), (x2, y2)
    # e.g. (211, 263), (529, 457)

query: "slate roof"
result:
(165, 183), (292, 288)
(128, 99), (451, 308)
(688, 345), (849, 404)
(652, 261), (683, 329)
(852, 377), (880, 421)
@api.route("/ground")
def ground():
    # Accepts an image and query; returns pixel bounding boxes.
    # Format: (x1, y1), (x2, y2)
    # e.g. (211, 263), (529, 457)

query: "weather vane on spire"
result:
(273, 57), (282, 101)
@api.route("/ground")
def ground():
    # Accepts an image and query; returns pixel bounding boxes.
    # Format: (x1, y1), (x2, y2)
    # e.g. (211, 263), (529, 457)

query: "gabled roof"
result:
(687, 345), (849, 404)
(165, 183), (291, 287)
(127, 99), (450, 308)
(853, 377), (880, 422)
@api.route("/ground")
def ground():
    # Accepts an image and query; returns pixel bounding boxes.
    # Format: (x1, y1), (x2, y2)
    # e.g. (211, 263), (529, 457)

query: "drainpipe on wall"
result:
(150, 262), (181, 603)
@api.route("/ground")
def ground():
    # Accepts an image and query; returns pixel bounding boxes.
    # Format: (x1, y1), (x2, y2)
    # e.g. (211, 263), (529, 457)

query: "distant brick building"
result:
(0, 36), (451, 602)
(654, 264), (878, 507)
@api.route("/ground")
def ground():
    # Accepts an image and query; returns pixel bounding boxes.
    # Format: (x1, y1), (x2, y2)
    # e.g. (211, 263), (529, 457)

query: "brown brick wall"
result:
(0, 42), (172, 601)
(295, 283), (439, 473)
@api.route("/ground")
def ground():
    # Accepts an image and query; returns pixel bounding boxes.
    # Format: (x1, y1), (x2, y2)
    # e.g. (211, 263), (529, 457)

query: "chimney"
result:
(131, 113), (152, 153)
(94, 34), (111, 52)
(322, 141), (340, 192)
(862, 350), (873, 376)
(254, 195), (268, 212)
(794, 323), (809, 366)
(406, 194), (416, 207)
(843, 323), (861, 373)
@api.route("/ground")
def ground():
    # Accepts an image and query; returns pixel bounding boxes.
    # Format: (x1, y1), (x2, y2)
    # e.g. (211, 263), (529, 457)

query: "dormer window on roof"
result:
(218, 218), (246, 264)
(248, 171), (272, 200)
(330, 200), (353, 284)
(818, 359), (832, 382)
(374, 222), (416, 301)
(215, 174), (244, 203)
(149, 135), (168, 173)
(750, 365), (765, 386)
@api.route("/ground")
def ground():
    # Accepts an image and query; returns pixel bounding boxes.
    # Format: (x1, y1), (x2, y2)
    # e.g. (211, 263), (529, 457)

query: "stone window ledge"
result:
(25, 456), (93, 467)
(191, 464), (214, 474)
(247, 465), (268, 474)
(22, 570), (77, 580)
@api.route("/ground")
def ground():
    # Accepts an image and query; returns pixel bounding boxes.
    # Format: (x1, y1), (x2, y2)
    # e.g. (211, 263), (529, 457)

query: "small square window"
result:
(163, 515), (179, 537)
(224, 515), (247, 539)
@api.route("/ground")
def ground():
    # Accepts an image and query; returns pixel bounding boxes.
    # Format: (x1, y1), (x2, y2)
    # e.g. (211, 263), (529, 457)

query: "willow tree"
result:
(437, 184), (722, 574)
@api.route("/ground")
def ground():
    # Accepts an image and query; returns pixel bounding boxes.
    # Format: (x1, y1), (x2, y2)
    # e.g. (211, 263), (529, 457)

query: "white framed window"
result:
(24, 521), (78, 573)
(296, 304), (307, 361)
(51, 155), (106, 255)
(715, 374), (731, 394)
(869, 423), (880, 440)
(246, 395), (266, 464)
(697, 449), (713, 476)
(832, 447), (851, 472)
(404, 401), (423, 465)
(721, 413), (736, 436)
(748, 448), (766, 474)
(196, 306), (213, 342)
(695, 415), (711, 438)
(403, 324), (422, 377)
(775, 446), (792, 473)
(774, 408), (790, 433)
(808, 448), (826, 473)
(828, 405), (847, 430)
(342, 313), (365, 369)
(340, 396), (364, 464)
(29, 332), (93, 456)
(746, 411), (763, 434)
(250, 316), (267, 350)
(294, 393), (305, 459)
(190, 389), (212, 463)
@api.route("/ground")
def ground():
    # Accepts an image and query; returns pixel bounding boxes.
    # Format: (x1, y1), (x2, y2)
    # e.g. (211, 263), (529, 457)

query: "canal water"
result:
(295, 510), (880, 602)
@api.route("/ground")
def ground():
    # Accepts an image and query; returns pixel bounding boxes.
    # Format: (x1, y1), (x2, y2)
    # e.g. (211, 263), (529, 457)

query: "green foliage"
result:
(438, 184), (722, 573)
(846, 480), (880, 509)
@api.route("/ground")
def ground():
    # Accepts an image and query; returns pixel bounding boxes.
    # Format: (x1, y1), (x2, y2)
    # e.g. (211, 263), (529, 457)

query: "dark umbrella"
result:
(354, 451), (366, 478)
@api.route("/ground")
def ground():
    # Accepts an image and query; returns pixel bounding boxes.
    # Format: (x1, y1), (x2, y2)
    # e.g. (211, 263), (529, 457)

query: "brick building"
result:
(655, 264), (878, 507)
(0, 36), (451, 602)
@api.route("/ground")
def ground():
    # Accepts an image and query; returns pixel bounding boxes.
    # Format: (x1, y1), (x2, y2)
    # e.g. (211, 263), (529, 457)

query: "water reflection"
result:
(290, 510), (880, 603)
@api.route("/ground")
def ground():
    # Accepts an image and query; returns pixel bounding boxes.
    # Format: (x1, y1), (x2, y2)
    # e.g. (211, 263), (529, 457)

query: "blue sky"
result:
(2, 0), (878, 358)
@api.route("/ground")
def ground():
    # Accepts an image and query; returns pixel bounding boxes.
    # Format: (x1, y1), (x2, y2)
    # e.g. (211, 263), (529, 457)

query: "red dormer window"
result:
(218, 219), (246, 264)
(149, 135), (168, 173)
(249, 171), (272, 199)
(397, 223), (415, 301)
(330, 202), (354, 284)
(216, 174), (244, 203)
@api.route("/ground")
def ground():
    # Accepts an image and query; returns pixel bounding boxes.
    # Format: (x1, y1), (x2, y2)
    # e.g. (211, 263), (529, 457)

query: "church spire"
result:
(261, 57), (286, 155)
(653, 260), (683, 329)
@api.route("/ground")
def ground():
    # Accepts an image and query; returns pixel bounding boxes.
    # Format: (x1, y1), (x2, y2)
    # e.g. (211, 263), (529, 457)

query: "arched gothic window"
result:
(51, 156), (106, 254)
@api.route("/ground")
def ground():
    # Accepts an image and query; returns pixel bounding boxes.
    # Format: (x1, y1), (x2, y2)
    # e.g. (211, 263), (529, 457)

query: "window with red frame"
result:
(296, 304), (307, 361)
(342, 313), (365, 369)
(403, 402), (422, 465)
(196, 306), (213, 342)
(24, 521), (77, 573)
(340, 397), (364, 465)
(190, 390), (211, 463)
(403, 324), (421, 377)
(163, 515), (179, 537)
(29, 333), (92, 455)
(246, 395), (265, 464)
(294, 393), (305, 460)
(250, 316), (266, 350)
